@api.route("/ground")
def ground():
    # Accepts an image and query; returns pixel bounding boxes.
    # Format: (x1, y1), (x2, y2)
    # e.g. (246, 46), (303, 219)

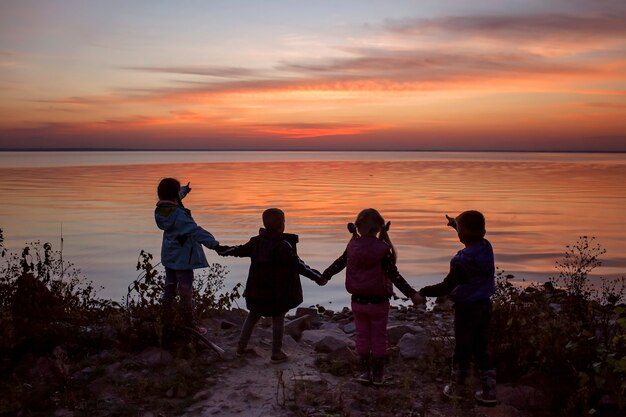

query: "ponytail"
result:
(347, 222), (359, 239)
(378, 221), (397, 263)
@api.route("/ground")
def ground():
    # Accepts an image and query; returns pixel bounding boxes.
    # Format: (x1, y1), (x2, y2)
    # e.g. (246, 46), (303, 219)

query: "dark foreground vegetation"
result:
(0, 228), (624, 416)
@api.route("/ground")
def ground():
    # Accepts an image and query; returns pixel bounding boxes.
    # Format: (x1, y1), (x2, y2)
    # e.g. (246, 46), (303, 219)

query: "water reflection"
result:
(0, 152), (625, 307)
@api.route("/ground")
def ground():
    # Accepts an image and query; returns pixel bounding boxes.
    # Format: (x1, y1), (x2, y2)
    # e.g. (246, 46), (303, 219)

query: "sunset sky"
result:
(1, 0), (625, 151)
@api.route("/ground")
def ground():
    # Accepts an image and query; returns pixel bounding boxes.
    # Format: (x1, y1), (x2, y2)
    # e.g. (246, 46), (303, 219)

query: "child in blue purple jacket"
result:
(418, 210), (497, 406)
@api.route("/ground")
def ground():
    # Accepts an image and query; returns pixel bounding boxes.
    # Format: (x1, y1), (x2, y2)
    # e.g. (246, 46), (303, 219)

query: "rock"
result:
(326, 346), (358, 364)
(136, 347), (173, 367)
(296, 307), (319, 319)
(292, 374), (324, 384)
(497, 384), (549, 410)
(71, 366), (96, 383)
(282, 333), (300, 350)
(220, 320), (237, 330)
(192, 389), (212, 401)
(54, 409), (74, 417)
(314, 335), (348, 353)
(87, 376), (118, 401)
(214, 308), (247, 325)
(284, 314), (312, 341)
(342, 322), (356, 334)
(387, 324), (425, 345)
(397, 333), (432, 359)
(320, 322), (342, 332)
(301, 329), (354, 349)
(548, 303), (561, 314)
(432, 297), (454, 312)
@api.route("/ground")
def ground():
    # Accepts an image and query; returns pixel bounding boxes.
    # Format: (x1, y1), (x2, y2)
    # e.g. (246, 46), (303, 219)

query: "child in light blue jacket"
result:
(155, 178), (220, 333)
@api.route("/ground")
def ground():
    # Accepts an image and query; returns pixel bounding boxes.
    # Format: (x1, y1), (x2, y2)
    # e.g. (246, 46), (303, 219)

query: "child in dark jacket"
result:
(418, 210), (497, 406)
(154, 178), (220, 334)
(321, 208), (424, 385)
(216, 208), (323, 363)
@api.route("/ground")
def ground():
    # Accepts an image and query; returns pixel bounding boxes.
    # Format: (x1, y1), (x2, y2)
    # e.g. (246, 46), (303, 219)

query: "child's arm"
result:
(321, 250), (348, 282)
(418, 262), (466, 297)
(177, 212), (219, 249)
(381, 251), (418, 299)
(216, 240), (254, 258)
(179, 182), (191, 200)
(445, 214), (458, 231)
(296, 256), (323, 284)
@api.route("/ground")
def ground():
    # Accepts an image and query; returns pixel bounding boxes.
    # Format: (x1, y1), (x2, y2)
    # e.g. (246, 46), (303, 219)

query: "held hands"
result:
(316, 271), (331, 286)
(213, 244), (229, 256)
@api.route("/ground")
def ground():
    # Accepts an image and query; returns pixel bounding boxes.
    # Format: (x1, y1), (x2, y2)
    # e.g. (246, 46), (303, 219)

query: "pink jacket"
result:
(345, 236), (393, 297)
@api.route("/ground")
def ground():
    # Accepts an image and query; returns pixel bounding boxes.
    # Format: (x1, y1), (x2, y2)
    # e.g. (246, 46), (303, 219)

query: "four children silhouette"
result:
(155, 178), (497, 405)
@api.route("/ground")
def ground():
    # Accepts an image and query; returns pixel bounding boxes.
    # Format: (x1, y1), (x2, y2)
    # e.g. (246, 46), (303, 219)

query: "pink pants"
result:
(351, 301), (390, 357)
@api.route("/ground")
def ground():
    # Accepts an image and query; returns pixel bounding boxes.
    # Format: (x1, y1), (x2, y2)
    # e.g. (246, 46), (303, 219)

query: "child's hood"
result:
(154, 201), (180, 231)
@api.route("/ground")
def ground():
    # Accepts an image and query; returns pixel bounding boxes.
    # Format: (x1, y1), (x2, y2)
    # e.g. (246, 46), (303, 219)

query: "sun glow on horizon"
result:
(0, 1), (625, 150)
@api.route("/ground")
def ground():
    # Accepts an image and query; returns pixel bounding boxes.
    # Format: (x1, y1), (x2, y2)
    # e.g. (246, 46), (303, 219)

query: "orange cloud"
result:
(255, 122), (387, 139)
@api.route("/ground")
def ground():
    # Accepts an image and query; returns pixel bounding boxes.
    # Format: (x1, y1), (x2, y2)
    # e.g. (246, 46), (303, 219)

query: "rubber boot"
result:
(443, 369), (467, 401)
(354, 353), (371, 384)
(371, 356), (386, 386)
(475, 369), (497, 406)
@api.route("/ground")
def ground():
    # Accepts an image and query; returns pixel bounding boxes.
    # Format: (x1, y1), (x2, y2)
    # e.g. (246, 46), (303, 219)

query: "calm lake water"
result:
(1, 151), (625, 308)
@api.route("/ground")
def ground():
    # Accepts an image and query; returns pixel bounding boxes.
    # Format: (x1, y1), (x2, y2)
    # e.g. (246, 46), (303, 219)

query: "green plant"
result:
(126, 249), (241, 319)
(491, 236), (625, 415)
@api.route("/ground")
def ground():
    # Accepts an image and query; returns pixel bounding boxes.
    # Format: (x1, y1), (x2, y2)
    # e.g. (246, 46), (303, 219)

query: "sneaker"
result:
(475, 368), (497, 406)
(192, 324), (208, 335)
(443, 383), (464, 401)
(236, 345), (257, 357)
(475, 390), (498, 407)
(354, 371), (371, 384)
(270, 351), (288, 364)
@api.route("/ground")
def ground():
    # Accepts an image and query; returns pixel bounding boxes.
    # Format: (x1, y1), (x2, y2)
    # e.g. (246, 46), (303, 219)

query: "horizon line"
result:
(1, 148), (626, 153)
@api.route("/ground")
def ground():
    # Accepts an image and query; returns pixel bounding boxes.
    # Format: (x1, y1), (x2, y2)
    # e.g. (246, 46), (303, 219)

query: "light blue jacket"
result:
(154, 186), (219, 270)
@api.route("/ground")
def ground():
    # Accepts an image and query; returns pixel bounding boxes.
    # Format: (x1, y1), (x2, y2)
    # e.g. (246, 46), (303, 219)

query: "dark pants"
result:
(453, 299), (492, 374)
(162, 268), (195, 325)
(238, 311), (285, 354)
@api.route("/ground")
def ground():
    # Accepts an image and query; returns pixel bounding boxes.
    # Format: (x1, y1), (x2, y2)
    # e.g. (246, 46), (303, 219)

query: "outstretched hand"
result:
(445, 214), (457, 230)
(316, 277), (328, 286)
(186, 182), (191, 192)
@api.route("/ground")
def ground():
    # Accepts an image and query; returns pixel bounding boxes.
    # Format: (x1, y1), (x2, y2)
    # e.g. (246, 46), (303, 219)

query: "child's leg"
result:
(369, 301), (390, 357)
(452, 305), (474, 384)
(160, 268), (180, 326)
(176, 270), (195, 326)
(238, 310), (262, 350)
(352, 301), (375, 383)
(271, 314), (285, 354)
(472, 300), (497, 405)
(370, 301), (390, 385)
(161, 268), (178, 309)
(269, 314), (288, 363)
(351, 302), (372, 355)
(472, 300), (492, 371)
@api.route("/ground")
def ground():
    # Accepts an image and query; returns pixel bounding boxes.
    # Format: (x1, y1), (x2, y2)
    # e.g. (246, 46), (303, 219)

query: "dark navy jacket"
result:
(218, 228), (321, 316)
(420, 239), (495, 305)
